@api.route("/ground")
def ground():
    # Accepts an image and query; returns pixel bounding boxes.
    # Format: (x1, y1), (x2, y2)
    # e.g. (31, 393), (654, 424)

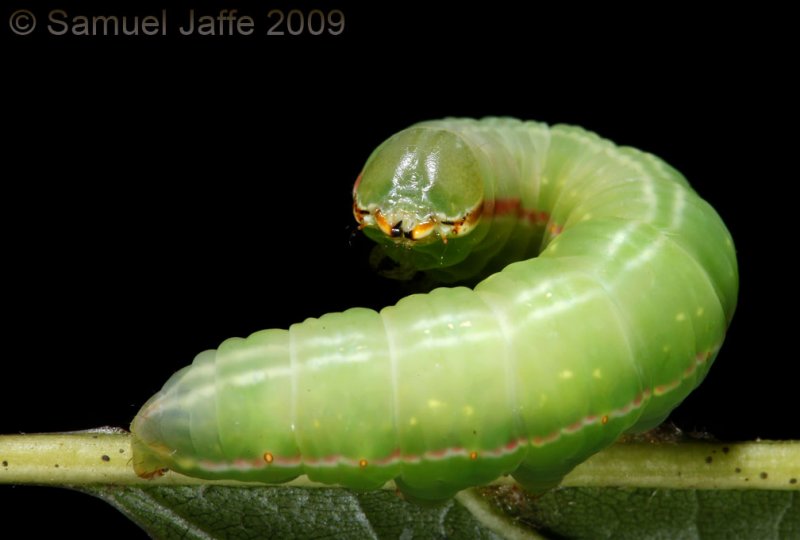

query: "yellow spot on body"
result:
(428, 399), (444, 409)
(447, 323), (454, 330)
(696, 307), (704, 317)
(582, 213), (592, 221)
(663, 345), (671, 353)
(601, 415), (609, 425)
(675, 312), (686, 322)
(539, 394), (548, 406)
(559, 370), (574, 380)
(542, 176), (550, 185)
(313, 419), (321, 428)
(359, 459), (368, 468)
(463, 405), (474, 416)
(470, 451), (478, 460)
(264, 452), (274, 464)
(545, 292), (553, 299)
(592, 368), (602, 379)
(459, 320), (472, 328)
(409, 417), (418, 426)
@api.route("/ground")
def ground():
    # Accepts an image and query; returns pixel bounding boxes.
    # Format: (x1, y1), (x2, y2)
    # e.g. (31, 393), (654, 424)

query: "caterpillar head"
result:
(353, 127), (488, 271)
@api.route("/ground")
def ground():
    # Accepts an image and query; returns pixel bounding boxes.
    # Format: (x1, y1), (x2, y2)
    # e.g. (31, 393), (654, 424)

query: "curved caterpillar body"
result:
(131, 118), (738, 502)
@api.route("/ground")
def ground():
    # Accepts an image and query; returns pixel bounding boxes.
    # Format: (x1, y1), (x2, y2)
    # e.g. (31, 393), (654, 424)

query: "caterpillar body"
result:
(131, 118), (738, 502)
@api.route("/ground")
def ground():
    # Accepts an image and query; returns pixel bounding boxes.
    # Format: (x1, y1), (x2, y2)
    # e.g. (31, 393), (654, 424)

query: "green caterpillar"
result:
(131, 118), (738, 503)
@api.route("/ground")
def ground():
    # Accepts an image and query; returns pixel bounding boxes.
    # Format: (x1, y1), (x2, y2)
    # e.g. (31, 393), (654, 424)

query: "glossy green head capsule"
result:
(353, 126), (490, 272)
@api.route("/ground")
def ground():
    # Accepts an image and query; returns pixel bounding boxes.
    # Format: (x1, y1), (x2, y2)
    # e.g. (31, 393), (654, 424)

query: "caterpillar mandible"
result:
(131, 118), (738, 503)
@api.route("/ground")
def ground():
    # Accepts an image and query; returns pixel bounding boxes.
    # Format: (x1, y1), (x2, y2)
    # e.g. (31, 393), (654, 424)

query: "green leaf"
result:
(2, 431), (799, 539)
(78, 485), (522, 540)
(75, 483), (800, 539)
(479, 485), (800, 539)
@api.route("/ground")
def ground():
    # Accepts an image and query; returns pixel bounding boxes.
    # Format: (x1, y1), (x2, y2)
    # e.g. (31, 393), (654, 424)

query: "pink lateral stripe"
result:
(564, 420), (585, 434)
(654, 381), (681, 396)
(492, 198), (555, 227)
(188, 345), (720, 475)
(489, 197), (563, 237)
(372, 448), (401, 466)
(491, 198), (522, 215)
(484, 437), (527, 457)
(531, 431), (560, 447)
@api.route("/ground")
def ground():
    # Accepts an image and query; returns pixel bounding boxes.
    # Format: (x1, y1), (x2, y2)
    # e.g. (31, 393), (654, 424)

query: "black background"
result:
(1, 3), (790, 538)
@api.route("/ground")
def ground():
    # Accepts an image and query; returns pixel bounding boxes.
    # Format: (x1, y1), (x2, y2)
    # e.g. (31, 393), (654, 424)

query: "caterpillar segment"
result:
(132, 118), (738, 502)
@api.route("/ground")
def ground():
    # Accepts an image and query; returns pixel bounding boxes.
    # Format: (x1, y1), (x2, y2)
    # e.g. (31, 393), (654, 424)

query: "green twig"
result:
(1, 429), (798, 490)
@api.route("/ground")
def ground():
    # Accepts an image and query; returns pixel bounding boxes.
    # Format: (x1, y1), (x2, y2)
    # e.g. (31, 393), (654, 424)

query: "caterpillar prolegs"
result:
(131, 118), (738, 502)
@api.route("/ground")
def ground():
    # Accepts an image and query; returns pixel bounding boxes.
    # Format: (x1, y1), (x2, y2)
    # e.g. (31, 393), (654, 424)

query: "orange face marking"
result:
(441, 200), (484, 238)
(353, 200), (368, 226)
(359, 459), (368, 468)
(465, 201), (484, 228)
(410, 221), (436, 240)
(373, 209), (394, 237)
(469, 451), (478, 460)
(352, 197), (485, 243)
(601, 415), (609, 425)
(263, 452), (274, 464)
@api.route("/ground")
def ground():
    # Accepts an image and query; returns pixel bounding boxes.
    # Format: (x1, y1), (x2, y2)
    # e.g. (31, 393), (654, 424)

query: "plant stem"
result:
(1, 429), (798, 490)
(561, 439), (800, 490)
